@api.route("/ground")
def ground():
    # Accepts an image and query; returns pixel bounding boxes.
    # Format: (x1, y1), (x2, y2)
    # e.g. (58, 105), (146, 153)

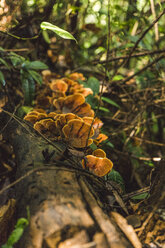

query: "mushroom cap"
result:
(82, 117), (94, 125)
(53, 93), (94, 117)
(42, 70), (52, 77)
(24, 110), (48, 124)
(34, 121), (47, 133)
(92, 149), (106, 158)
(73, 102), (94, 117)
(62, 77), (77, 87)
(50, 79), (68, 93)
(37, 113), (48, 119)
(47, 112), (58, 119)
(68, 72), (85, 81)
(53, 97), (65, 110)
(94, 133), (108, 145)
(93, 117), (103, 129)
(56, 113), (81, 134)
(62, 93), (85, 113)
(70, 87), (93, 97)
(24, 114), (38, 124)
(82, 155), (113, 177)
(62, 119), (94, 148)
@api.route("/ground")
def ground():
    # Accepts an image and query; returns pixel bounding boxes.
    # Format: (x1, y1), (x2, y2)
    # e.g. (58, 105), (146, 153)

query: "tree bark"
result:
(2, 117), (137, 248)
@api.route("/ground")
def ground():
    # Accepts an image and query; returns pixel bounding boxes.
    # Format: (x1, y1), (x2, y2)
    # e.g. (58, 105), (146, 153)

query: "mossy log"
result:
(2, 118), (138, 248)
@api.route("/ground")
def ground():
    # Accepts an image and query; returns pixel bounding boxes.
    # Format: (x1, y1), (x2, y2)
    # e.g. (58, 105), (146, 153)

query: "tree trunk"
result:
(2, 117), (138, 248)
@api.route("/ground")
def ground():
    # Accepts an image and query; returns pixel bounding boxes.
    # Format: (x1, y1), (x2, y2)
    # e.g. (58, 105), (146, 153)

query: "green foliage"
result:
(0, 71), (6, 86)
(101, 96), (120, 108)
(0, 48), (48, 104)
(40, 22), (77, 43)
(80, 76), (100, 96)
(2, 218), (29, 248)
(131, 192), (149, 201)
(106, 169), (125, 192)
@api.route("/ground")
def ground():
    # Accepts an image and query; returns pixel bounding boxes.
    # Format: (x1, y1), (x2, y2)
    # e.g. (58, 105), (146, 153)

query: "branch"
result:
(120, 54), (165, 84)
(94, 49), (165, 64)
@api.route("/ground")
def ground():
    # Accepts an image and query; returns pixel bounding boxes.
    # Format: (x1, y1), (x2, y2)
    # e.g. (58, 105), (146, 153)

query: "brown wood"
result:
(2, 118), (136, 248)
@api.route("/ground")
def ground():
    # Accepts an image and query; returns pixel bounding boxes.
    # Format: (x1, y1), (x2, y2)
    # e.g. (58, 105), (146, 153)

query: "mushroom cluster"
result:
(24, 71), (113, 176)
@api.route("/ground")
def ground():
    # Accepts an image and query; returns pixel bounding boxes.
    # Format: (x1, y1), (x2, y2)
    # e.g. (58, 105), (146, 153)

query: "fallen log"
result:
(1, 116), (141, 248)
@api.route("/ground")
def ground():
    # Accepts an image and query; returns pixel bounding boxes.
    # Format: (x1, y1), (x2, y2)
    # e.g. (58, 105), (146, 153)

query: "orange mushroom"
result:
(24, 110), (47, 124)
(92, 149), (106, 158)
(94, 133), (108, 145)
(68, 72), (85, 81)
(62, 119), (94, 148)
(82, 155), (113, 177)
(33, 118), (58, 137)
(73, 102), (94, 117)
(47, 112), (58, 119)
(56, 113), (81, 135)
(63, 93), (85, 113)
(62, 77), (77, 87)
(53, 93), (94, 117)
(49, 79), (68, 94)
(24, 114), (39, 124)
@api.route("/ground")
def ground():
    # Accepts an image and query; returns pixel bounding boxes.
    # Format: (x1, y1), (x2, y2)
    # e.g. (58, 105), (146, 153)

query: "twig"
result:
(124, 8), (165, 66)
(150, 0), (159, 41)
(0, 163), (106, 196)
(0, 30), (41, 40)
(120, 54), (165, 84)
(94, 49), (165, 64)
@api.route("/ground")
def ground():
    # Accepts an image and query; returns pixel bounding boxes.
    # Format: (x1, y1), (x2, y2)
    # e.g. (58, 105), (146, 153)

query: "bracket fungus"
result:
(68, 72), (85, 81)
(53, 93), (94, 117)
(82, 154), (113, 177)
(50, 79), (68, 94)
(24, 110), (47, 124)
(23, 70), (113, 177)
(62, 119), (94, 148)
(94, 133), (108, 146)
(92, 149), (106, 158)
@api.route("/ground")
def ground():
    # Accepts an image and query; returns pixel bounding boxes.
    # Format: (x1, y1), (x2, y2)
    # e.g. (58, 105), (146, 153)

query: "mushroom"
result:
(50, 79), (68, 94)
(53, 93), (94, 117)
(92, 149), (106, 158)
(56, 113), (81, 135)
(62, 119), (94, 148)
(24, 110), (47, 124)
(82, 155), (113, 177)
(73, 102), (94, 117)
(94, 133), (108, 145)
(63, 93), (85, 112)
(68, 72), (85, 81)
(24, 114), (39, 124)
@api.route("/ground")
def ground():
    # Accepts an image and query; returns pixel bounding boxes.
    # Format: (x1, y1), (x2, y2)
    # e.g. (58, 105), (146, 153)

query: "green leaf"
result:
(85, 95), (99, 109)
(23, 61), (48, 70)
(97, 106), (110, 112)
(42, 30), (51, 44)
(101, 96), (120, 108)
(0, 71), (6, 86)
(105, 140), (114, 148)
(0, 46), (4, 51)
(17, 106), (33, 118)
(40, 22), (77, 43)
(106, 169), (125, 192)
(28, 70), (43, 85)
(112, 75), (124, 81)
(9, 52), (25, 67)
(2, 218), (28, 248)
(90, 143), (98, 150)
(0, 58), (11, 70)
(21, 72), (35, 105)
(131, 192), (149, 201)
(81, 77), (100, 96)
